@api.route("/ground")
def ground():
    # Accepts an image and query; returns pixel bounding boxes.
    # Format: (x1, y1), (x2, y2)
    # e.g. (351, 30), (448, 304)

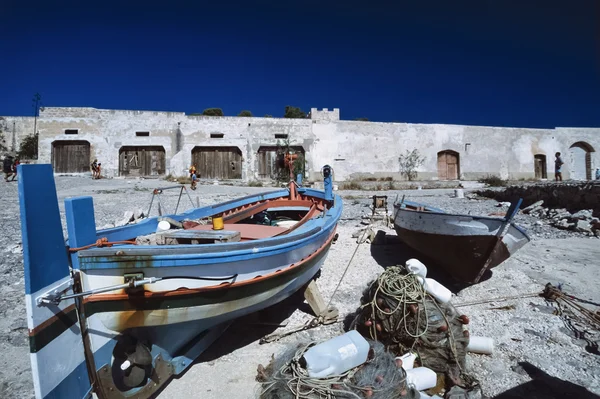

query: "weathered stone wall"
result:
(1, 107), (598, 181)
(478, 182), (600, 216)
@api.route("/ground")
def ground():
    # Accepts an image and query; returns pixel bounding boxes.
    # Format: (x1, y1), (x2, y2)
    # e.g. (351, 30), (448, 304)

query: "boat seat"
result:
(162, 229), (241, 244)
(188, 223), (289, 240)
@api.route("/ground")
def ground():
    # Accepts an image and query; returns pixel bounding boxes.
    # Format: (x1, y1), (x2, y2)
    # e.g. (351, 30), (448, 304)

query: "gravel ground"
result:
(0, 178), (598, 398)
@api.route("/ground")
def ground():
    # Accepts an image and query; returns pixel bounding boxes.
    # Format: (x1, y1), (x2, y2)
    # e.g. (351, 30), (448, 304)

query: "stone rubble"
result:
(522, 201), (599, 236)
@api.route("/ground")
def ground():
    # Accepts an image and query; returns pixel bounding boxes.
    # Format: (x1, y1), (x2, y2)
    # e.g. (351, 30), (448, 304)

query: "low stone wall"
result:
(478, 181), (600, 216)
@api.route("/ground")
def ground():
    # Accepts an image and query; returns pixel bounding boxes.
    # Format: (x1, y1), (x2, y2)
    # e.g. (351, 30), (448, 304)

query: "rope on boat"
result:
(69, 237), (137, 252)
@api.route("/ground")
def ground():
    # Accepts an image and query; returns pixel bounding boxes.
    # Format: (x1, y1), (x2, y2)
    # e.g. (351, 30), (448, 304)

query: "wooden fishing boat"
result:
(393, 199), (529, 283)
(19, 164), (341, 399)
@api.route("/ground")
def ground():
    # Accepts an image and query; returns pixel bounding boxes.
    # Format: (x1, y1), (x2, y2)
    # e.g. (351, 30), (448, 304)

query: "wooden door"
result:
(52, 141), (90, 173)
(119, 146), (165, 176)
(437, 151), (459, 180)
(192, 147), (242, 179)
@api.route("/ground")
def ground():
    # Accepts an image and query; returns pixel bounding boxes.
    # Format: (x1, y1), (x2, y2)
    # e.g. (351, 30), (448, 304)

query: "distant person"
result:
(97, 163), (102, 179)
(10, 158), (20, 181)
(91, 159), (99, 179)
(189, 164), (196, 178)
(191, 171), (198, 190)
(596, 168), (600, 180)
(554, 152), (563, 182)
(3, 156), (14, 182)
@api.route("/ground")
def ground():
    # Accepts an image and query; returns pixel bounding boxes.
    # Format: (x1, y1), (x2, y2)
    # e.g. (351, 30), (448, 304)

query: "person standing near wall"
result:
(3, 155), (14, 182)
(595, 167), (600, 180)
(90, 159), (98, 179)
(10, 158), (20, 181)
(554, 152), (564, 182)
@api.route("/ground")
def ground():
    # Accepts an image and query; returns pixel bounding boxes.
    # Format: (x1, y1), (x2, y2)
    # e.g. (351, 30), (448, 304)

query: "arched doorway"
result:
(534, 154), (547, 179)
(119, 146), (166, 176)
(51, 140), (90, 173)
(437, 150), (460, 180)
(569, 142), (595, 180)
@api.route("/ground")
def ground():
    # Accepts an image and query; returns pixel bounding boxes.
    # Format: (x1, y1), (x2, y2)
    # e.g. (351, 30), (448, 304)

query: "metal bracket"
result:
(36, 278), (74, 306)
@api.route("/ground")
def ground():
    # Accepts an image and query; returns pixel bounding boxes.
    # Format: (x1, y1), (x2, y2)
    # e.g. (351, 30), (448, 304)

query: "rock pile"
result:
(522, 200), (600, 236)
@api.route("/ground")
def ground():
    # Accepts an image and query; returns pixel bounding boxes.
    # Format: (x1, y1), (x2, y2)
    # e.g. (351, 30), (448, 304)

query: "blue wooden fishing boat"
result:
(18, 164), (341, 399)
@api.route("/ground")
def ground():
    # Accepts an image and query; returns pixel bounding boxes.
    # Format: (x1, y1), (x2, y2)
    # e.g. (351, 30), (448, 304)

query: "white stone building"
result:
(1, 107), (598, 181)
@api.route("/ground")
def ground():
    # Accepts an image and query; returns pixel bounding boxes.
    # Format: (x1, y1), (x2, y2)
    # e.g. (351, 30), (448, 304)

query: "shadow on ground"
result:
(369, 229), (492, 292)
(494, 362), (600, 399)
(150, 287), (312, 398)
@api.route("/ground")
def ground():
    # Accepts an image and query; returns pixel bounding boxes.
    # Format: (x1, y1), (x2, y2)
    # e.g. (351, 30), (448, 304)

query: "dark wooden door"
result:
(192, 147), (242, 179)
(437, 151), (459, 180)
(534, 154), (547, 179)
(119, 146), (165, 176)
(52, 141), (90, 173)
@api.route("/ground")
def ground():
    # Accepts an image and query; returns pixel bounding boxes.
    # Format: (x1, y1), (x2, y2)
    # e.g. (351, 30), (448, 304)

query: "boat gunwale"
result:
(393, 201), (530, 241)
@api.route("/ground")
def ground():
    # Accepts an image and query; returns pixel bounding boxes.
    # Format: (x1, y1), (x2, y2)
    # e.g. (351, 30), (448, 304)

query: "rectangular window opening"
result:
(210, 133), (224, 138)
(275, 134), (288, 139)
(136, 131), (150, 137)
(65, 129), (79, 135)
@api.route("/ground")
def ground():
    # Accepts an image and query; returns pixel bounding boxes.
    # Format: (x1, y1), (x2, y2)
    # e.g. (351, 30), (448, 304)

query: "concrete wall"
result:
(1, 107), (598, 181)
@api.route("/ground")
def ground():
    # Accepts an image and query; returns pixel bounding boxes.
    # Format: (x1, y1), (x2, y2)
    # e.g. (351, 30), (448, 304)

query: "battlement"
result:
(310, 108), (340, 121)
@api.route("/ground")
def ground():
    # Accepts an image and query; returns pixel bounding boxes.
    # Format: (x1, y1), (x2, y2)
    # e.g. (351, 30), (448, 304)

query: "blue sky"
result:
(1, 0), (598, 127)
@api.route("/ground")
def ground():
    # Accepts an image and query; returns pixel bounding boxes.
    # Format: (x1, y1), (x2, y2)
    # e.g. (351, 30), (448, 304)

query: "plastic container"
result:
(406, 259), (428, 278)
(405, 367), (437, 391)
(274, 220), (298, 229)
(395, 352), (417, 370)
(156, 220), (170, 232)
(212, 214), (224, 230)
(466, 336), (494, 355)
(416, 276), (452, 304)
(302, 330), (370, 378)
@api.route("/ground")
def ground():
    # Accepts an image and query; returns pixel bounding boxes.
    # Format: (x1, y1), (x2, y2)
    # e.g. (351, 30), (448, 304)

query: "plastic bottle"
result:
(405, 367), (437, 391)
(302, 330), (370, 378)
(466, 336), (494, 355)
(406, 259), (428, 278)
(415, 276), (452, 304)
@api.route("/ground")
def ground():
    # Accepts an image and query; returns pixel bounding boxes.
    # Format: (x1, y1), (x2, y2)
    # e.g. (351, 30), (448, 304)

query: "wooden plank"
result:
(304, 280), (328, 317)
(163, 229), (241, 242)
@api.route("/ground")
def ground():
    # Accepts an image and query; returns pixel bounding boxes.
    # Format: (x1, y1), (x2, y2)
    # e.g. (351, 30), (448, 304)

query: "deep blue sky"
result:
(1, 0), (598, 128)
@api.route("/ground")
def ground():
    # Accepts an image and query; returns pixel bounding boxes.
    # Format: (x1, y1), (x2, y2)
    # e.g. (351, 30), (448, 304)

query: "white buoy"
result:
(466, 336), (494, 355)
(406, 258), (428, 278)
(395, 352), (417, 370)
(157, 220), (170, 232)
(120, 360), (132, 371)
(405, 367), (437, 391)
(416, 276), (452, 304)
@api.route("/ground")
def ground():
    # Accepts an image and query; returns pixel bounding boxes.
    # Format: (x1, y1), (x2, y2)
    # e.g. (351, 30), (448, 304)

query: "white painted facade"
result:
(1, 107), (598, 181)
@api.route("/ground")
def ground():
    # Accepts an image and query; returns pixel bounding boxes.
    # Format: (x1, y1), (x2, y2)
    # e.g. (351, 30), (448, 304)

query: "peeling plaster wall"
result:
(2, 107), (598, 181)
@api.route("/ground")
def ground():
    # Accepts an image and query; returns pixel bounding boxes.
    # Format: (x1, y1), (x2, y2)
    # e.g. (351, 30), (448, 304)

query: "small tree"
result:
(202, 108), (224, 116)
(0, 131), (7, 153)
(264, 114), (273, 118)
(283, 106), (307, 119)
(398, 149), (425, 181)
(354, 117), (369, 121)
(238, 110), (253, 117)
(18, 133), (39, 159)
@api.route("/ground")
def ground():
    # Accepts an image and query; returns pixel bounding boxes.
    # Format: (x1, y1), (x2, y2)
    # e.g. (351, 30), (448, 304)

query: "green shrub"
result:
(247, 180), (263, 187)
(341, 181), (363, 190)
(478, 175), (507, 187)
(177, 176), (191, 184)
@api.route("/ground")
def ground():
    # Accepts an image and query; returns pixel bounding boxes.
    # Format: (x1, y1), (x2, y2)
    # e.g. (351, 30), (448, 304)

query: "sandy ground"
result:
(0, 176), (599, 398)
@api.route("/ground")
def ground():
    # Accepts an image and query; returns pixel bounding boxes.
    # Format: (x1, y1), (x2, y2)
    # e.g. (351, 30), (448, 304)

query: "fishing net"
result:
(257, 340), (419, 399)
(348, 266), (480, 392)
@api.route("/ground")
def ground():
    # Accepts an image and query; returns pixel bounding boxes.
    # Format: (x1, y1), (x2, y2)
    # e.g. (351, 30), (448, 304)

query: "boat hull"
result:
(394, 205), (530, 283)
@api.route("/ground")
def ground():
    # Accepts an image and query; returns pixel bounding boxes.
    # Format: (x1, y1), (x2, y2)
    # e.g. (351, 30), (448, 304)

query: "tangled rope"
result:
(68, 237), (137, 252)
(258, 341), (417, 399)
(350, 266), (471, 381)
